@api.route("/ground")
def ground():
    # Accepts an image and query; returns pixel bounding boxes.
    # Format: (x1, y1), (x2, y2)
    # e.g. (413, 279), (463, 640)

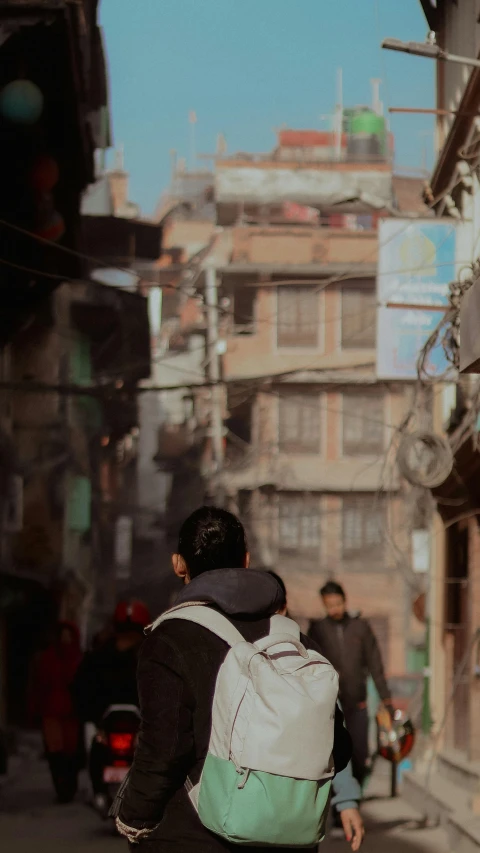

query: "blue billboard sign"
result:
(376, 219), (456, 379)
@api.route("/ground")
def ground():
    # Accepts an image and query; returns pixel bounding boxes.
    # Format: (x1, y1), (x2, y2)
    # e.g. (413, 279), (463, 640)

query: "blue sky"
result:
(99, 0), (434, 217)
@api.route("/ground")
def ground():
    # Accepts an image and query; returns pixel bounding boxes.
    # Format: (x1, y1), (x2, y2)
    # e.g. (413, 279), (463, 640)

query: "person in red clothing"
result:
(29, 621), (83, 803)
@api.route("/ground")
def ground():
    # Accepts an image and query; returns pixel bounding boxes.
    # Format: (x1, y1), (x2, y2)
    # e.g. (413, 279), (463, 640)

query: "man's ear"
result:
(172, 553), (190, 583)
(244, 552), (251, 568)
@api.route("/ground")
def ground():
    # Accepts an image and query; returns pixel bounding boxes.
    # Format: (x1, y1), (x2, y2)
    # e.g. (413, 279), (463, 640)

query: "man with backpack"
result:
(115, 506), (352, 852)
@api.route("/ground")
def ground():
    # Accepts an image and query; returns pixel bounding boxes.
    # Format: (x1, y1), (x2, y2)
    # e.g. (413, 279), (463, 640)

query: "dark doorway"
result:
(445, 522), (470, 753)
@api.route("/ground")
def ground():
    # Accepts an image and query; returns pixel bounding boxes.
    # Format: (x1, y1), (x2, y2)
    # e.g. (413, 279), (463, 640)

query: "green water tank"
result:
(351, 109), (386, 137)
(348, 109), (386, 161)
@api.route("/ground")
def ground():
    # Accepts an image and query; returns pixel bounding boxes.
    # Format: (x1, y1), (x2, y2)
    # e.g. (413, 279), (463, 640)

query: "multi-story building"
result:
(210, 125), (428, 678)
(0, 0), (111, 727)
(402, 4), (480, 851)
(145, 119), (430, 676)
(0, 9), (159, 730)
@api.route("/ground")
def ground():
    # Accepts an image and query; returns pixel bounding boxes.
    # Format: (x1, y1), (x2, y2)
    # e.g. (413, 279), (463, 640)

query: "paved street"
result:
(0, 755), (120, 853)
(0, 753), (450, 853)
(323, 763), (450, 853)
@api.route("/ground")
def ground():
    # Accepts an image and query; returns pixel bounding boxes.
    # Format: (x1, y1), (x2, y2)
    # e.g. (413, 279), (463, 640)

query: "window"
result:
(278, 494), (321, 555)
(277, 287), (318, 347)
(342, 392), (384, 456)
(279, 393), (320, 453)
(342, 283), (376, 349)
(233, 287), (256, 335)
(227, 399), (253, 444)
(342, 495), (385, 563)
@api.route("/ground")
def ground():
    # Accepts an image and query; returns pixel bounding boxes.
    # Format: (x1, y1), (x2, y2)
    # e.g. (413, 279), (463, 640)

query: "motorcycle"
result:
(91, 704), (140, 820)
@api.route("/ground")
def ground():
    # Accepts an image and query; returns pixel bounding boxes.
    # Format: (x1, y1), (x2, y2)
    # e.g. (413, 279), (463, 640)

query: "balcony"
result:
(224, 454), (396, 494)
(215, 158), (393, 214)
(231, 225), (378, 269)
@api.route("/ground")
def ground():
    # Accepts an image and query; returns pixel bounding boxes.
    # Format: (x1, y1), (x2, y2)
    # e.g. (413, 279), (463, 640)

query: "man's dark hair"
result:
(177, 506), (248, 579)
(266, 571), (287, 609)
(320, 580), (346, 599)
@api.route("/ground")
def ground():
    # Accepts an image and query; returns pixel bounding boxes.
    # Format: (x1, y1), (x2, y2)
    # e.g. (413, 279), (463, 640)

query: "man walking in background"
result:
(308, 581), (394, 787)
(269, 570), (364, 850)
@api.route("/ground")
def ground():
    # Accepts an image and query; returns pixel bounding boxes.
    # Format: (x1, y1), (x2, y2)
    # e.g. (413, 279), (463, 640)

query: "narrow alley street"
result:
(324, 764), (449, 853)
(0, 754), (119, 853)
(0, 3), (478, 853)
(0, 752), (449, 853)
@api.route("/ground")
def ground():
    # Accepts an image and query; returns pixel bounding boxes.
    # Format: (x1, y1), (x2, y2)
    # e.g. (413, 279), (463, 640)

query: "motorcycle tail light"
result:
(109, 732), (135, 753)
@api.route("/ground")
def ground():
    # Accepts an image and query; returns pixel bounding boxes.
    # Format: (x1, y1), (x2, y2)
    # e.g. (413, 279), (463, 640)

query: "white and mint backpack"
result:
(152, 603), (339, 847)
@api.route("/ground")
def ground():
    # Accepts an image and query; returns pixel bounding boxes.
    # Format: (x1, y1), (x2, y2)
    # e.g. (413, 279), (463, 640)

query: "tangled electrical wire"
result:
(411, 260), (480, 483)
(396, 430), (454, 488)
(416, 260), (480, 381)
(387, 258), (480, 527)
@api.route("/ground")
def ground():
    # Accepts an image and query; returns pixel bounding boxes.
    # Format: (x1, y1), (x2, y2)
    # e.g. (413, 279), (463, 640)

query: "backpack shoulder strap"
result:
(151, 604), (245, 648)
(269, 614), (301, 639)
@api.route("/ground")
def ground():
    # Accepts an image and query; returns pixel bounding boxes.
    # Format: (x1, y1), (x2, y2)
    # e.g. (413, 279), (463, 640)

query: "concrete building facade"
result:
(210, 129), (427, 674)
(401, 4), (480, 851)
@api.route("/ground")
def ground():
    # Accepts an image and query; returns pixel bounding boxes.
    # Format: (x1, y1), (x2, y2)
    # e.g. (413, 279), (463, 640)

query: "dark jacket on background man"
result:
(308, 613), (391, 711)
(73, 638), (140, 725)
(117, 569), (351, 853)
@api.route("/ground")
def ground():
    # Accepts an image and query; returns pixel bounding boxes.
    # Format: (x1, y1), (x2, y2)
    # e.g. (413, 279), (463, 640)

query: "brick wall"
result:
(224, 285), (377, 379)
(232, 226), (377, 266)
(222, 223), (415, 677)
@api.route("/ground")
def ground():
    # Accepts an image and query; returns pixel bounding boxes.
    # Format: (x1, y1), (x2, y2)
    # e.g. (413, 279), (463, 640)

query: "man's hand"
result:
(340, 808), (365, 851)
(384, 700), (396, 719)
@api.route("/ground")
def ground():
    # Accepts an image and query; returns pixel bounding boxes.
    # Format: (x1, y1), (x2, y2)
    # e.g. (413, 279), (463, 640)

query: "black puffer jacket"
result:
(118, 569), (351, 853)
(308, 614), (391, 711)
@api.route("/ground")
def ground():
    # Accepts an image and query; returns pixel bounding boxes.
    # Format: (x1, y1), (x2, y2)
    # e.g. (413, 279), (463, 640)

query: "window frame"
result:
(342, 391), (385, 457)
(278, 391), (321, 454)
(278, 493), (322, 557)
(341, 281), (377, 350)
(232, 286), (257, 336)
(277, 286), (320, 349)
(341, 494), (386, 565)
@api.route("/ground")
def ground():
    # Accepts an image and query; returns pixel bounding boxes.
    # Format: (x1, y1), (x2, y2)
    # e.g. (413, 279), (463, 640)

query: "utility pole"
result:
(204, 261), (225, 505)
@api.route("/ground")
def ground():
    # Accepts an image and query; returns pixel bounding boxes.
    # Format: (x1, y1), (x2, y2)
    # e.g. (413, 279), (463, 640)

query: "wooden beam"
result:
(389, 107), (479, 117)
